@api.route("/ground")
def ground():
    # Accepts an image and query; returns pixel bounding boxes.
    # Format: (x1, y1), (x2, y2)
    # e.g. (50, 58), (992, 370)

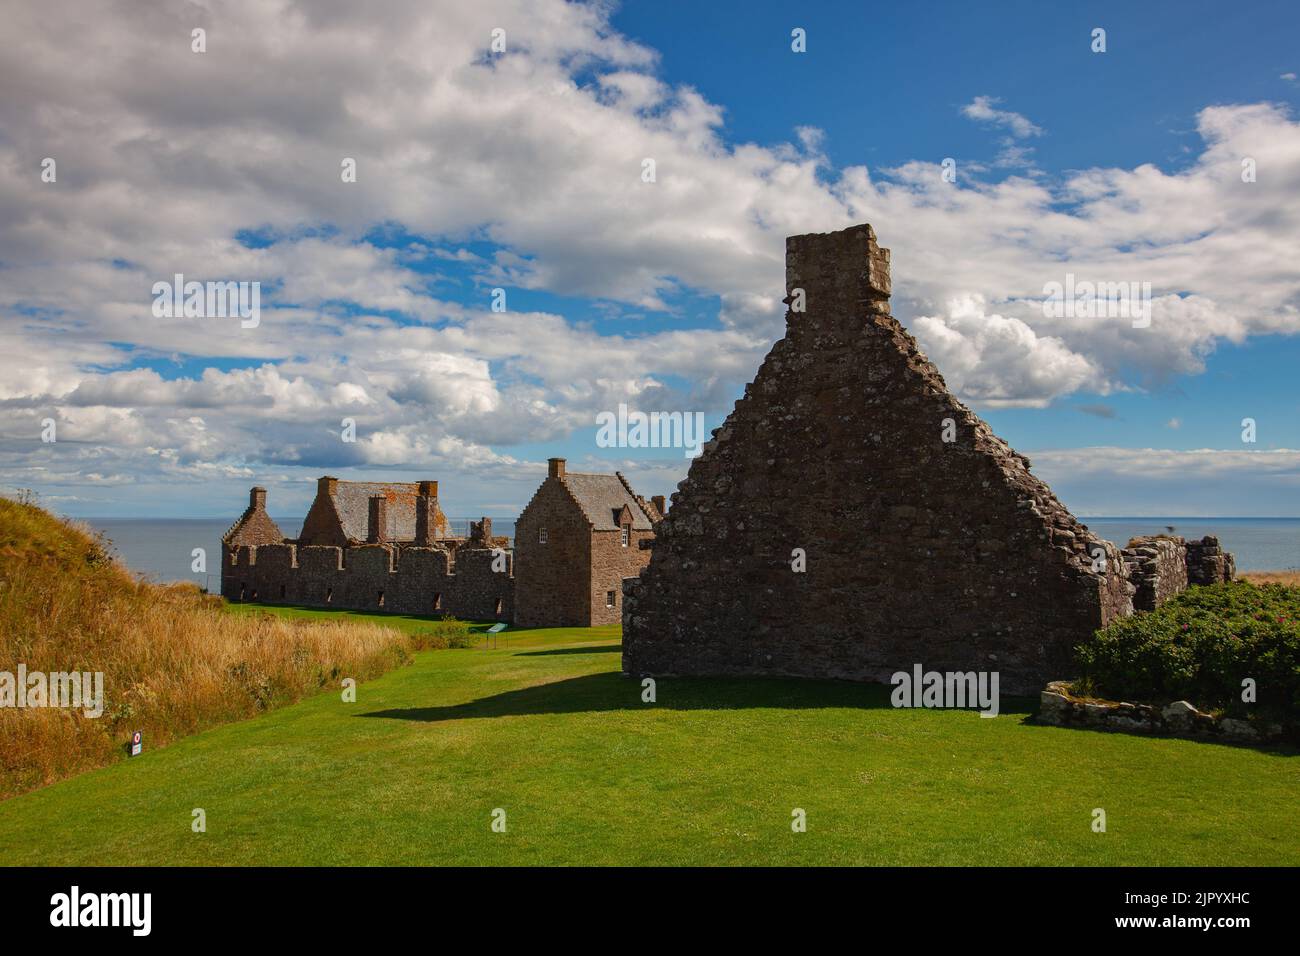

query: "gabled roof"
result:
(222, 506), (284, 546)
(331, 481), (423, 542)
(562, 472), (654, 531)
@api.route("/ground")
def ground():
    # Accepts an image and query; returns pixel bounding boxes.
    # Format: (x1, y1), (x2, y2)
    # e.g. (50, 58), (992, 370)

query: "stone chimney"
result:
(784, 223), (891, 328)
(651, 495), (666, 515)
(250, 486), (267, 511)
(318, 475), (338, 497)
(548, 457), (566, 480)
(469, 516), (493, 546)
(415, 480), (440, 545)
(367, 495), (387, 544)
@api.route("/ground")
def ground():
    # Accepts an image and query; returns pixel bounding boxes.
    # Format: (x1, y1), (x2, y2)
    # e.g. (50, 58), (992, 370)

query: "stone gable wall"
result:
(298, 492), (349, 547)
(514, 477), (594, 626)
(623, 224), (1136, 694)
(223, 489), (284, 549)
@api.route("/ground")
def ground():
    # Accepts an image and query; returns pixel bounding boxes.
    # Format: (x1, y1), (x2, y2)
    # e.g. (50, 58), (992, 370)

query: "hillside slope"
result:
(0, 496), (415, 798)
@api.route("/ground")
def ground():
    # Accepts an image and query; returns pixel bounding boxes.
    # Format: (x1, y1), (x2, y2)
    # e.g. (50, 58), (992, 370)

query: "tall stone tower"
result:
(622, 224), (1133, 694)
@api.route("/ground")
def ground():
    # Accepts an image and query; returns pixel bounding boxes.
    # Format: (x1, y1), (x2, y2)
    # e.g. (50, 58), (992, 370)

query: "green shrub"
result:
(1075, 581), (1300, 721)
(409, 618), (477, 650)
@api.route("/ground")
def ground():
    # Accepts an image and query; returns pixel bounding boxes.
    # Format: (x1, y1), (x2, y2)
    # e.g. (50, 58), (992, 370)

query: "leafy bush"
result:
(1075, 581), (1300, 721)
(409, 618), (477, 650)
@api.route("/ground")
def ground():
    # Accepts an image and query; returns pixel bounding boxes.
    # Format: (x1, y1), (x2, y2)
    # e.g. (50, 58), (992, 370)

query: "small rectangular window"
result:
(539, 527), (548, 544)
(620, 526), (629, 547)
(378, 589), (385, 608)
(606, 590), (616, 608)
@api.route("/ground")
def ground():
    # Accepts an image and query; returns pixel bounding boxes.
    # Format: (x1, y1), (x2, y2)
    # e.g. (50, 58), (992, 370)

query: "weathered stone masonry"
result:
(223, 465), (660, 627)
(623, 224), (1231, 694)
(224, 479), (513, 620)
(514, 458), (656, 627)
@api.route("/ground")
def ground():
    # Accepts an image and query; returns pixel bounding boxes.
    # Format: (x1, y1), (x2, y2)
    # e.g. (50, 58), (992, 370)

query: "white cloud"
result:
(1028, 447), (1300, 517)
(960, 95), (1043, 138)
(2, 1), (1300, 513)
(911, 295), (1106, 407)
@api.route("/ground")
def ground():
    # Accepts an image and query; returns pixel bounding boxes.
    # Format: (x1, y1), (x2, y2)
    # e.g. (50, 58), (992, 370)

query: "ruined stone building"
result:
(221, 461), (661, 627)
(622, 224), (1233, 693)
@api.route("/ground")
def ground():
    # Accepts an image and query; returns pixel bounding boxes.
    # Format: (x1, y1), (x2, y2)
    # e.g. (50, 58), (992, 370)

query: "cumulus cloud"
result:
(911, 296), (1106, 407)
(1, 0), (1300, 513)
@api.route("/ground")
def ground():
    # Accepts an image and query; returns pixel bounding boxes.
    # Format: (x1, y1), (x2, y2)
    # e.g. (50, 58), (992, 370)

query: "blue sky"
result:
(2, 0), (1299, 519)
(608, 0), (1300, 456)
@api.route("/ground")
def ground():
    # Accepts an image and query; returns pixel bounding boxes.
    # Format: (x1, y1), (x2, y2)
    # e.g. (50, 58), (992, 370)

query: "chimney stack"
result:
(470, 516), (493, 545)
(651, 495), (666, 515)
(318, 475), (338, 497)
(548, 457), (566, 480)
(414, 481), (442, 546)
(784, 223), (891, 327)
(250, 487), (267, 511)
(367, 495), (387, 544)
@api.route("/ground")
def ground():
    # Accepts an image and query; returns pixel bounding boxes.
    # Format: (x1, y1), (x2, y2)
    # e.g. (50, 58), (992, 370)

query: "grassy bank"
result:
(0, 497), (460, 798)
(0, 615), (1294, 865)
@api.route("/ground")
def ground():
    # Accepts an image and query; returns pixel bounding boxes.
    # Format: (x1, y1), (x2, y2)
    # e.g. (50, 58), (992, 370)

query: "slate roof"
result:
(563, 472), (654, 531)
(331, 481), (423, 542)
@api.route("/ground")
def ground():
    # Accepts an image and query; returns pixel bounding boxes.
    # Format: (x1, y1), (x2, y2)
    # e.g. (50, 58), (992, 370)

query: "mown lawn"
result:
(223, 601), (496, 635)
(0, 610), (1295, 866)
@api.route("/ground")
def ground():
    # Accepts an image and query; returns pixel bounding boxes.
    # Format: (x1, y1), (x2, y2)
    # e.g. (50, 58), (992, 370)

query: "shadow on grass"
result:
(359, 671), (1037, 722)
(514, 645), (623, 657)
(230, 602), (494, 629)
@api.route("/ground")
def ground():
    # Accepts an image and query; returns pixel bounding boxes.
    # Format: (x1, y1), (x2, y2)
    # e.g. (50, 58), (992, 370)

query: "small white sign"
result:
(130, 731), (142, 757)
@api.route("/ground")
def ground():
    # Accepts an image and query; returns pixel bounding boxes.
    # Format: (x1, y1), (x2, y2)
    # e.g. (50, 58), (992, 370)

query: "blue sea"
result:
(82, 516), (1298, 584)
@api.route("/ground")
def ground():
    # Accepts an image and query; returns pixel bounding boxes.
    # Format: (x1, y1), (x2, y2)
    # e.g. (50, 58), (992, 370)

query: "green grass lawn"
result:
(223, 601), (497, 636)
(1, 608), (1296, 866)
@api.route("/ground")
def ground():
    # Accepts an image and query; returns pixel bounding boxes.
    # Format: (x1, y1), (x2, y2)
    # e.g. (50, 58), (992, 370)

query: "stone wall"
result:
(222, 539), (512, 620)
(588, 526), (654, 626)
(222, 464), (658, 628)
(1121, 535), (1189, 611)
(623, 224), (1135, 695)
(514, 476), (593, 627)
(1187, 535), (1235, 585)
(1038, 681), (1283, 743)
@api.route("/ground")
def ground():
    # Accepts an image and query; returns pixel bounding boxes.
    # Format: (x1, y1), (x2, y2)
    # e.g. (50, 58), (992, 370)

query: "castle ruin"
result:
(222, 223), (1234, 681)
(222, 463), (661, 627)
(622, 224), (1233, 693)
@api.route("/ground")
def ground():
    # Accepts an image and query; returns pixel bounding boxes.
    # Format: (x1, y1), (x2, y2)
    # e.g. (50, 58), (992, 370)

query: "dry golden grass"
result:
(1239, 570), (1300, 586)
(0, 496), (418, 798)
